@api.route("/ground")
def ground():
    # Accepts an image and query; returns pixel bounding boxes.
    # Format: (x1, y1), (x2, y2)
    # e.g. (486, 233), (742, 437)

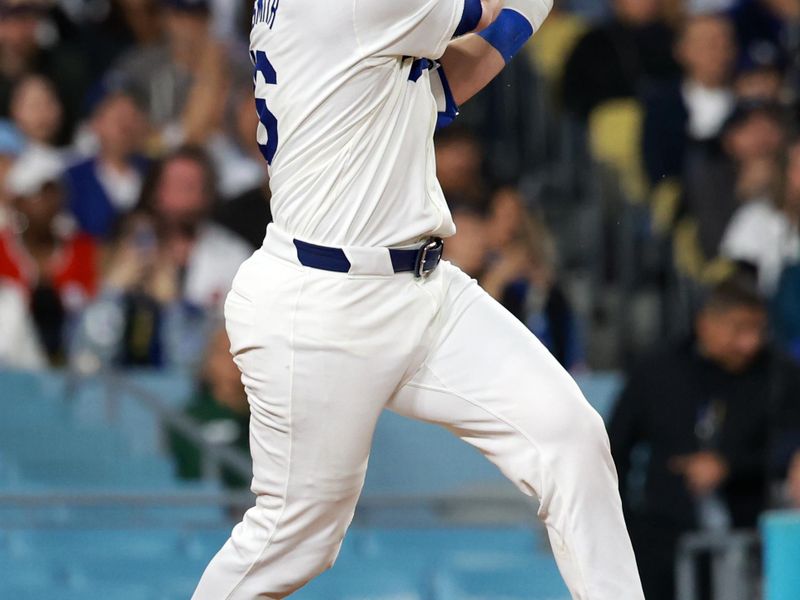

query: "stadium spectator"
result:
(444, 204), (490, 280)
(561, 0), (680, 119)
(8, 74), (64, 151)
(789, 452), (800, 507)
(734, 39), (788, 102)
(0, 146), (98, 363)
(169, 326), (250, 488)
(64, 87), (150, 239)
(731, 0), (800, 57)
(435, 125), (487, 204)
(111, 0), (227, 146)
(137, 145), (251, 310)
(0, 279), (45, 368)
(211, 79), (271, 249)
(609, 274), (800, 600)
(69, 211), (210, 370)
(682, 99), (787, 259)
(483, 202), (586, 372)
(769, 139), (800, 359)
(0, 0), (89, 141)
(720, 137), (800, 294)
(642, 12), (736, 185)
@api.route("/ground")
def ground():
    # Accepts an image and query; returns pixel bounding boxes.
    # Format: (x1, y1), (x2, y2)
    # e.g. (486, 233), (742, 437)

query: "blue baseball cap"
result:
(737, 40), (786, 76)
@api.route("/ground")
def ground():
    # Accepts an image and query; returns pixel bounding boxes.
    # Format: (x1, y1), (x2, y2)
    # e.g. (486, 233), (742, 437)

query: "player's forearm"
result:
(440, 0), (553, 106)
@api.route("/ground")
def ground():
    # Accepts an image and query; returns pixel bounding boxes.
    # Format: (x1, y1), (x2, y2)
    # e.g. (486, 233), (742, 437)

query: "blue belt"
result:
(293, 238), (444, 278)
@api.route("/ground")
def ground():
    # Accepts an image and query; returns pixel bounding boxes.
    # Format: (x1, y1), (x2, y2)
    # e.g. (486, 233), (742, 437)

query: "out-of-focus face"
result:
(677, 16), (736, 87)
(93, 94), (148, 159)
(487, 188), (524, 250)
(0, 11), (41, 58)
(435, 137), (483, 195)
(734, 69), (783, 101)
(163, 8), (209, 58)
(725, 113), (784, 162)
(10, 76), (63, 144)
(696, 305), (767, 373)
(154, 157), (209, 224)
(14, 182), (62, 234)
(445, 211), (488, 277)
(614, 0), (661, 26)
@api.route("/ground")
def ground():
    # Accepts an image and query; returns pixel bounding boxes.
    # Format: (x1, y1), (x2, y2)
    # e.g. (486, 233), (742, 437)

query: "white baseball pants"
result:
(192, 224), (644, 600)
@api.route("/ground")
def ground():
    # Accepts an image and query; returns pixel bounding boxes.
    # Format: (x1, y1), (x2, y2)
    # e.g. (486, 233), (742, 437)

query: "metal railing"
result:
(676, 529), (761, 600)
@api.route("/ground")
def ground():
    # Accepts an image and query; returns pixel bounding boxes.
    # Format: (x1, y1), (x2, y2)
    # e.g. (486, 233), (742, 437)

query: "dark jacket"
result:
(642, 79), (689, 184)
(561, 19), (679, 119)
(609, 337), (800, 532)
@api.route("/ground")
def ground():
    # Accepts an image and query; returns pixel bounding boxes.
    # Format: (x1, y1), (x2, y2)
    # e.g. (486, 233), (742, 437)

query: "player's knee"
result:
(552, 389), (610, 460)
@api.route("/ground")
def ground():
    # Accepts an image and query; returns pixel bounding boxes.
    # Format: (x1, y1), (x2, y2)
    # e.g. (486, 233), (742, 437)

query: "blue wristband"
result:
(478, 9), (534, 64)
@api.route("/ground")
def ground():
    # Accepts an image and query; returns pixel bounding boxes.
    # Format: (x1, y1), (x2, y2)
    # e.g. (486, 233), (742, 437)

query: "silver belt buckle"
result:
(415, 238), (443, 278)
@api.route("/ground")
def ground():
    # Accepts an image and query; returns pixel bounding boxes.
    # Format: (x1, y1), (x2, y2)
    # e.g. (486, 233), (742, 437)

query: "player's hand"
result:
(669, 451), (730, 497)
(148, 253), (180, 304)
(504, 0), (554, 31)
(105, 244), (151, 292)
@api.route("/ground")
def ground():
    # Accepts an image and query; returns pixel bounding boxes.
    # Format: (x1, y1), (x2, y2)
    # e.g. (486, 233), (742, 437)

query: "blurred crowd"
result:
(0, 0), (799, 596)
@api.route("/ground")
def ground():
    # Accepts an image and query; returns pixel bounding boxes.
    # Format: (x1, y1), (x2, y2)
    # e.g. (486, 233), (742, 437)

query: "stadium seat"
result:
(588, 99), (648, 203)
(432, 554), (570, 600)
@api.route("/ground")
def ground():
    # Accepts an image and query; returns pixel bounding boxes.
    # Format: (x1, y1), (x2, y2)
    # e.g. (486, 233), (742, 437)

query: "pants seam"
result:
(223, 271), (307, 600)
(408, 364), (593, 599)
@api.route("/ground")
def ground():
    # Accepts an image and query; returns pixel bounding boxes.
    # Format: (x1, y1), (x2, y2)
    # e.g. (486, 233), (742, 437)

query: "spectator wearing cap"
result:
(734, 39), (787, 101)
(0, 147), (98, 363)
(609, 274), (800, 600)
(682, 100), (787, 259)
(561, 0), (680, 119)
(642, 12), (737, 185)
(64, 88), (151, 239)
(731, 0), (800, 59)
(0, 0), (89, 142)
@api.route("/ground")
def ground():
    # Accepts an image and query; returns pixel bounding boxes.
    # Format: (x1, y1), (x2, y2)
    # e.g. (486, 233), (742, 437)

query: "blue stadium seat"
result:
(432, 554), (570, 600)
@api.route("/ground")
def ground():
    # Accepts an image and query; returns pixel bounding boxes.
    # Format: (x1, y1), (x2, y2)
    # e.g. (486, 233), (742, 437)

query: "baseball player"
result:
(193, 1), (645, 598)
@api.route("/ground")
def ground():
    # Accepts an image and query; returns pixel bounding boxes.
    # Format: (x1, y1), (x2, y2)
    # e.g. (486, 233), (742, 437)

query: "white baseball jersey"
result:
(250, 0), (465, 248)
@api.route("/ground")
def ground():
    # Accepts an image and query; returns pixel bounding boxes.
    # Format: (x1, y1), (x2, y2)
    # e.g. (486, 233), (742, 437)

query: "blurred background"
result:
(0, 0), (799, 598)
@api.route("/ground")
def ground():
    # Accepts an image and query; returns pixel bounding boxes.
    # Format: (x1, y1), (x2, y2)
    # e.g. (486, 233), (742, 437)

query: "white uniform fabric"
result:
(251, 0), (461, 248)
(194, 0), (644, 598)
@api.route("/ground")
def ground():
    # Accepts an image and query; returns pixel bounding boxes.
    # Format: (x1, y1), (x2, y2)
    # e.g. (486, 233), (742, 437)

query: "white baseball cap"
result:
(4, 146), (64, 197)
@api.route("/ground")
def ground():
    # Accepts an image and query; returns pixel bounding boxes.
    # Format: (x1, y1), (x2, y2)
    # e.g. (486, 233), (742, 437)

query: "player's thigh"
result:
(227, 251), (436, 497)
(388, 264), (606, 494)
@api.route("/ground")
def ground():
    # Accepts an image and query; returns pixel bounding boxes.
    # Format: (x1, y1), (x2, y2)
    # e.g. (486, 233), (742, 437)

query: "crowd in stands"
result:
(1, 0), (800, 597)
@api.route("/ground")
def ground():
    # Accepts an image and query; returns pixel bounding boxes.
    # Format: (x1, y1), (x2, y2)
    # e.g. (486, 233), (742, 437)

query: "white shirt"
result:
(720, 201), (800, 295)
(0, 282), (46, 369)
(184, 224), (254, 309)
(250, 0), (463, 247)
(682, 81), (734, 141)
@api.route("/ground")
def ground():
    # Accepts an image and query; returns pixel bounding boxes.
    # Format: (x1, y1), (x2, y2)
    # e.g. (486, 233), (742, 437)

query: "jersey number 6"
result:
(251, 49), (279, 165)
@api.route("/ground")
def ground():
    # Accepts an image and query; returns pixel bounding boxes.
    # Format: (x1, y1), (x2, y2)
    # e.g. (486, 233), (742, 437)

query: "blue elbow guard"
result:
(478, 9), (534, 64)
